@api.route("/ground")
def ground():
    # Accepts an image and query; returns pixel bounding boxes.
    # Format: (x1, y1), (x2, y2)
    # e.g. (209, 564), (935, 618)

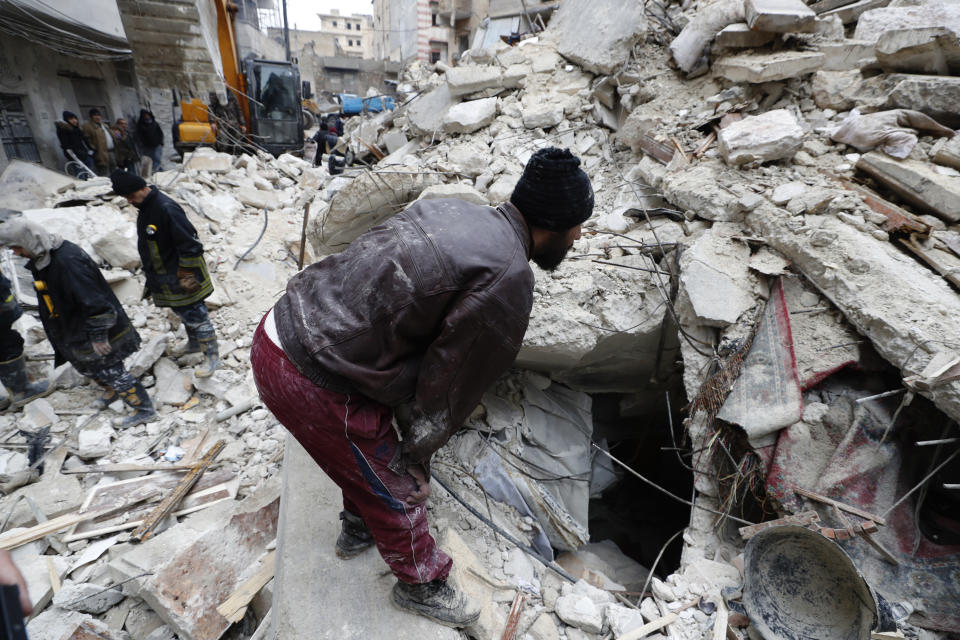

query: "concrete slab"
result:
(856, 152), (960, 223)
(547, 0), (647, 75)
(933, 136), (960, 171)
(745, 0), (818, 33)
(875, 27), (960, 75)
(415, 184), (488, 206)
(818, 39), (876, 70)
(445, 65), (503, 97)
(0, 160), (76, 211)
(822, 0), (890, 25)
(718, 109), (805, 166)
(442, 97), (498, 134)
(854, 0), (960, 42)
(713, 50), (825, 82)
(670, 0), (745, 74)
(715, 23), (776, 48)
(406, 84), (458, 137)
(271, 435), (460, 640)
(884, 74), (960, 128)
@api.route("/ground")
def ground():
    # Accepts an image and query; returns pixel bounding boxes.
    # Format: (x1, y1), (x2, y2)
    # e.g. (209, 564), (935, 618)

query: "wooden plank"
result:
(712, 600), (729, 640)
(739, 511), (820, 540)
(899, 235), (960, 290)
(794, 487), (887, 526)
(46, 557), (60, 594)
(131, 440), (225, 543)
(217, 551), (276, 623)
(620, 613), (678, 640)
(62, 463), (198, 475)
(635, 134), (675, 165)
(827, 174), (930, 234)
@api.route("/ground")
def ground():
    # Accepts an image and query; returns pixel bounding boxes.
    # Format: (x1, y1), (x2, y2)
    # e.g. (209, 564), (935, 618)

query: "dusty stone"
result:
(713, 50), (825, 82)
(854, 0), (960, 42)
(446, 66), (503, 96)
(0, 449), (28, 475)
(856, 151), (960, 222)
(501, 63), (530, 89)
(640, 597), (661, 622)
(818, 39), (877, 71)
(153, 357), (193, 405)
(933, 136), (960, 171)
(527, 612), (561, 640)
(0, 159), (76, 211)
(382, 130), (409, 155)
(443, 97), (498, 134)
(875, 27), (960, 75)
(679, 230), (754, 327)
(555, 594), (603, 633)
(407, 84), (458, 136)
(605, 603), (648, 637)
(772, 181), (808, 205)
(194, 193), (243, 226)
(745, 0), (817, 33)
(54, 581), (125, 614)
(662, 163), (743, 222)
(22, 206), (134, 266)
(651, 577), (676, 602)
(522, 103), (565, 129)
(715, 23), (776, 48)
(884, 74), (960, 128)
(237, 186), (279, 210)
(718, 109), (805, 165)
(811, 70), (863, 111)
(310, 169), (442, 255)
(547, 0), (647, 75)
(487, 174), (518, 204)
(23, 397), (57, 430)
(129, 333), (172, 378)
(670, 0), (745, 74)
(28, 610), (126, 640)
(92, 228), (141, 270)
(125, 601), (166, 639)
(416, 183), (488, 206)
(110, 480), (280, 640)
(10, 542), (69, 615)
(821, 0), (890, 25)
(78, 423), (114, 459)
(183, 148), (233, 173)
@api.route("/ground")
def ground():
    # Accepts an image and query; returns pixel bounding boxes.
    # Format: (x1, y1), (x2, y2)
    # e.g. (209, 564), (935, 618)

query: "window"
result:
(431, 13), (438, 26)
(348, 39), (353, 46)
(356, 38), (361, 47)
(332, 20), (337, 27)
(0, 95), (40, 163)
(355, 23), (361, 31)
(430, 50), (441, 63)
(347, 23), (352, 29)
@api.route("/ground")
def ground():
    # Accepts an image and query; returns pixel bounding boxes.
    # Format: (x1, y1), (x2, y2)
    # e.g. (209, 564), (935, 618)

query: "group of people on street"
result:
(0, 171), (218, 430)
(55, 109), (165, 179)
(311, 112), (346, 175)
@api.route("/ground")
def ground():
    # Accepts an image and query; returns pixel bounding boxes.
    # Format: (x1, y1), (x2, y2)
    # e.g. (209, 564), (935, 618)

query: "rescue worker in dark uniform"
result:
(0, 273), (50, 410)
(0, 219), (155, 428)
(109, 171), (218, 378)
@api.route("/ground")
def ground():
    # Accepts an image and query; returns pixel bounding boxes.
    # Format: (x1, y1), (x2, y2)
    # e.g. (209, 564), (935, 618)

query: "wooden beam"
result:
(61, 463), (197, 475)
(739, 511), (820, 540)
(131, 440), (225, 543)
(794, 487), (887, 526)
(217, 551), (276, 623)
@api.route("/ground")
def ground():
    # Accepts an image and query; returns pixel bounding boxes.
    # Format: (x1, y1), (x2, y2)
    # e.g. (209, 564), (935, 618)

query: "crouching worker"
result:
(250, 147), (594, 628)
(0, 273), (50, 409)
(0, 220), (155, 427)
(110, 170), (218, 378)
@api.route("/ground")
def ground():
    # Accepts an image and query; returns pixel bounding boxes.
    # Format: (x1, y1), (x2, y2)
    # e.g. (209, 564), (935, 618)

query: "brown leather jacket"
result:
(275, 198), (534, 466)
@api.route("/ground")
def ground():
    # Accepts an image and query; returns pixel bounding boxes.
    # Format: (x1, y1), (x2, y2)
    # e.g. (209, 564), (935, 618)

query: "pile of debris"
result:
(0, 0), (958, 637)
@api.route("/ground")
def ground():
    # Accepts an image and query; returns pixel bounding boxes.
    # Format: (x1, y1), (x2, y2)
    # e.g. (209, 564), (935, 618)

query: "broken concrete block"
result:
(23, 397), (57, 430)
(382, 130), (409, 155)
(11, 541), (69, 615)
(237, 186), (279, 210)
(933, 136), (960, 171)
(78, 422), (114, 459)
(604, 603), (648, 637)
(715, 23), (777, 48)
(92, 228), (141, 270)
(445, 66), (503, 96)
(884, 74), (960, 128)
(152, 357), (193, 405)
(547, 0), (647, 74)
(818, 39), (877, 71)
(183, 148), (233, 173)
(854, 0), (960, 42)
(522, 103), (565, 129)
(856, 151), (960, 222)
(407, 84), (458, 137)
(555, 594), (603, 634)
(442, 97), (498, 134)
(669, 0), (745, 74)
(713, 50), (825, 82)
(679, 229), (755, 327)
(486, 174), (517, 204)
(22, 206), (134, 266)
(310, 169), (442, 255)
(447, 140), (492, 177)
(128, 333), (172, 379)
(745, 0), (818, 33)
(0, 159), (77, 211)
(195, 193), (243, 226)
(822, 0), (891, 25)
(527, 612), (560, 640)
(661, 163), (744, 221)
(415, 183), (488, 206)
(110, 480), (280, 640)
(53, 581), (125, 614)
(0, 449), (28, 475)
(875, 27), (960, 75)
(272, 437), (459, 640)
(811, 70), (863, 110)
(718, 109), (805, 166)
(28, 610), (126, 640)
(501, 63), (530, 89)
(772, 181), (808, 205)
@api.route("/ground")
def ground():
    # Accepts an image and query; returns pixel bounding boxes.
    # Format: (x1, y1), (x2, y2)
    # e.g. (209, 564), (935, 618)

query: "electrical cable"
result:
(638, 528), (684, 606)
(233, 208), (269, 270)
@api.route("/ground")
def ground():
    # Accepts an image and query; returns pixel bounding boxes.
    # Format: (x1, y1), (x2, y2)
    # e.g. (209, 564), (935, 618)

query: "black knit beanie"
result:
(510, 147), (594, 231)
(110, 169), (147, 195)
(89, 108), (101, 117)
(62, 110), (77, 121)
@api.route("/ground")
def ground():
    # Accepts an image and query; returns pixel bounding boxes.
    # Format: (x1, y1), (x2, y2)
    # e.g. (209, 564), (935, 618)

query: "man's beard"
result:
(532, 234), (573, 271)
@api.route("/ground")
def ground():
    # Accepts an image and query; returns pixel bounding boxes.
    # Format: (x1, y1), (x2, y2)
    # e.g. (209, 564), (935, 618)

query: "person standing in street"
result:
(112, 118), (141, 176)
(55, 111), (95, 177)
(0, 219), (155, 428)
(136, 109), (164, 175)
(81, 108), (115, 176)
(110, 171), (219, 378)
(250, 147), (594, 628)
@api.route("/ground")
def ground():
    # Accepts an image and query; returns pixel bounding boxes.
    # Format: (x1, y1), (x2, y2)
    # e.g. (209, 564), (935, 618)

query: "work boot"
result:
(391, 579), (481, 628)
(0, 354), (52, 410)
(335, 510), (375, 559)
(94, 382), (118, 409)
(194, 338), (219, 378)
(117, 382), (157, 428)
(167, 334), (201, 358)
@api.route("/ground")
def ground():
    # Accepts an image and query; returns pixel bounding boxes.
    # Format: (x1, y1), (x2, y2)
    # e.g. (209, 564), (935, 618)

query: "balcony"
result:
(436, 0), (472, 22)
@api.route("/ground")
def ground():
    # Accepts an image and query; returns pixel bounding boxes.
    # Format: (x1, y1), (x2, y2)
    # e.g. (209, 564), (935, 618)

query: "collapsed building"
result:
(0, 0), (958, 638)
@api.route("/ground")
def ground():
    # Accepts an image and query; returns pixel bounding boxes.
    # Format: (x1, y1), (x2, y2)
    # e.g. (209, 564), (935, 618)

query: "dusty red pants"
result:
(250, 314), (452, 584)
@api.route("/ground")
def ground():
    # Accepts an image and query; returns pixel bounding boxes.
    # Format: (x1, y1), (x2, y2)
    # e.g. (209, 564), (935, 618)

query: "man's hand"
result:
(92, 340), (112, 356)
(404, 464), (431, 506)
(177, 268), (201, 293)
(0, 550), (32, 616)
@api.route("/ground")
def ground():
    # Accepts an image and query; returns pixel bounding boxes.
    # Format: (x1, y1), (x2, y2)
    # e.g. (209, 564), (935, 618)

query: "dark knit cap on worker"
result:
(62, 110), (77, 121)
(510, 147), (594, 231)
(89, 108), (101, 117)
(110, 169), (147, 195)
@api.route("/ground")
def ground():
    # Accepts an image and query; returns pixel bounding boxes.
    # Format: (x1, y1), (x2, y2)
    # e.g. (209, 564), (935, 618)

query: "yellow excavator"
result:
(174, 0), (304, 158)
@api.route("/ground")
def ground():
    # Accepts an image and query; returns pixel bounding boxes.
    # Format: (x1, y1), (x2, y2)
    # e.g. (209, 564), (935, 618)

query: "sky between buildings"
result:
(286, 0), (374, 31)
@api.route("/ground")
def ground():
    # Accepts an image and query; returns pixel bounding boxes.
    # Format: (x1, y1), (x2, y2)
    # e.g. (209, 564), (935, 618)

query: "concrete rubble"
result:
(2, 0), (960, 638)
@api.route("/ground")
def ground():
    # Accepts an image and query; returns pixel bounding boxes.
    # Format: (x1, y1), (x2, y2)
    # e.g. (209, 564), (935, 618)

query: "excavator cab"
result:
(246, 59), (303, 157)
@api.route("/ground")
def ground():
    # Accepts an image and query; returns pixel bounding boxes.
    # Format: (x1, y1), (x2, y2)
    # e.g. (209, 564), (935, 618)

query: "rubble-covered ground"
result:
(2, 0), (960, 638)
